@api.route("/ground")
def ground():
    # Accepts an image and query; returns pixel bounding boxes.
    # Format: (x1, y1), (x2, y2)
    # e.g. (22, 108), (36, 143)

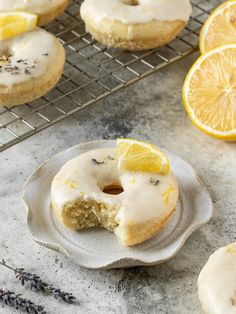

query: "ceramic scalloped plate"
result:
(23, 140), (213, 269)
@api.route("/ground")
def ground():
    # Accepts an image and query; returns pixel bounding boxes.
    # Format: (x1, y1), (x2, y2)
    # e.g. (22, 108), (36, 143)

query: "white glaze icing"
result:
(51, 148), (179, 226)
(0, 0), (65, 15)
(80, 0), (192, 24)
(0, 28), (59, 86)
(198, 243), (236, 314)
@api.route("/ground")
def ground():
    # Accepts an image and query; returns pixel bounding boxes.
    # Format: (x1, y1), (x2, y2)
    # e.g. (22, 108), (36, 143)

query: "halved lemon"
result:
(0, 12), (38, 41)
(116, 138), (170, 175)
(183, 44), (236, 140)
(200, 0), (236, 54)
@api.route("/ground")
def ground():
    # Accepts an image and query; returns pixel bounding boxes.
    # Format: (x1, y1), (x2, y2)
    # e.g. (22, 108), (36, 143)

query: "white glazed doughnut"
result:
(0, 28), (65, 107)
(198, 243), (236, 314)
(80, 0), (192, 50)
(51, 148), (179, 246)
(0, 0), (69, 26)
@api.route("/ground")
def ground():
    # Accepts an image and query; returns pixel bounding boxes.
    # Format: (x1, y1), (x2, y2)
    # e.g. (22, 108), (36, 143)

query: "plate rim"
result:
(23, 139), (214, 269)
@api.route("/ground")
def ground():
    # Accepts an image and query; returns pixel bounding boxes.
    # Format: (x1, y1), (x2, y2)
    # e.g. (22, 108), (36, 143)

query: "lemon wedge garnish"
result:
(183, 44), (236, 140)
(0, 12), (38, 41)
(116, 138), (170, 175)
(200, 0), (236, 54)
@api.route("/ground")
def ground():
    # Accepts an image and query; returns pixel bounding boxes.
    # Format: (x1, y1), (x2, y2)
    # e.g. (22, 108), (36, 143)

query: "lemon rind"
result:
(117, 138), (170, 174)
(0, 12), (38, 41)
(199, 0), (236, 54)
(183, 43), (236, 140)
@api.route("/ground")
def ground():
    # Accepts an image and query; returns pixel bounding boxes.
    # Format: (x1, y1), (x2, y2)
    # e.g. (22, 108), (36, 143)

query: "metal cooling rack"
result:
(0, 0), (223, 151)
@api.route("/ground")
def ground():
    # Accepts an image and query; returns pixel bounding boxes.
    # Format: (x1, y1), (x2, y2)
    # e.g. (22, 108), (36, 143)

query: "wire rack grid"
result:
(0, 0), (223, 152)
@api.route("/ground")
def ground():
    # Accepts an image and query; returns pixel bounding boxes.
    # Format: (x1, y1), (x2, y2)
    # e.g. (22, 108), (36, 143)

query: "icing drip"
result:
(51, 148), (179, 226)
(0, 28), (58, 86)
(81, 0), (192, 24)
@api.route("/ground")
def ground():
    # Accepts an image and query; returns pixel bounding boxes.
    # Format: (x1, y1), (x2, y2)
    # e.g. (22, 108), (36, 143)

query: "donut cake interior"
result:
(55, 191), (120, 232)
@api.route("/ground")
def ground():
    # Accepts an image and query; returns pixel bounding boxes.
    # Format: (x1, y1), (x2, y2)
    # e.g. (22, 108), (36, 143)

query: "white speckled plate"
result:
(23, 140), (213, 269)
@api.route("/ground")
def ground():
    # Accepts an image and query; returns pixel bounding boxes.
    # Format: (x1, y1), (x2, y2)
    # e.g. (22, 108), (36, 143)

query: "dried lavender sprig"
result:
(0, 289), (47, 313)
(0, 259), (78, 305)
(91, 158), (105, 165)
(150, 178), (160, 186)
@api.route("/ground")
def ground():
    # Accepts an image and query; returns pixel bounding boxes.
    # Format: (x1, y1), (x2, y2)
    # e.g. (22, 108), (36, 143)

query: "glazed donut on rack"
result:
(0, 0), (69, 26)
(80, 0), (192, 50)
(0, 28), (65, 107)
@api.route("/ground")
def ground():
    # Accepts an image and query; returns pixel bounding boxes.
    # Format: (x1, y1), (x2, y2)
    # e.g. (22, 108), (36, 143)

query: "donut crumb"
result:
(231, 297), (236, 306)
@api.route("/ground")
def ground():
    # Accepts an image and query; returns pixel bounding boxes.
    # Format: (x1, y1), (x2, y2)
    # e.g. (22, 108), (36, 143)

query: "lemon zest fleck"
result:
(163, 186), (175, 206)
(226, 245), (236, 255)
(129, 177), (136, 184)
(64, 179), (78, 189)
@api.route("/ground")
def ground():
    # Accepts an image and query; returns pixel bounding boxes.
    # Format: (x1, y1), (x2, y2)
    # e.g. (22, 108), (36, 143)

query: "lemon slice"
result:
(0, 12), (38, 41)
(116, 138), (170, 175)
(183, 44), (236, 140)
(200, 0), (236, 54)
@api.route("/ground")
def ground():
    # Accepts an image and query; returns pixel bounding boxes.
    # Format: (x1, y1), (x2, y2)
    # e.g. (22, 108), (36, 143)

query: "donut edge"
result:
(37, 0), (69, 26)
(82, 16), (187, 50)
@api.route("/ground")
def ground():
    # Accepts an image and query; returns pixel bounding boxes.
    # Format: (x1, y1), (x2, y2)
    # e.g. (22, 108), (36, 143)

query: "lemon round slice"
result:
(200, 0), (236, 54)
(0, 12), (38, 41)
(116, 139), (170, 175)
(183, 44), (236, 140)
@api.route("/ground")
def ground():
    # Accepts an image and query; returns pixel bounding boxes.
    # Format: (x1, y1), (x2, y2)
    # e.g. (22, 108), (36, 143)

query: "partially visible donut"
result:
(0, 28), (65, 107)
(80, 0), (192, 50)
(198, 243), (236, 314)
(0, 0), (69, 26)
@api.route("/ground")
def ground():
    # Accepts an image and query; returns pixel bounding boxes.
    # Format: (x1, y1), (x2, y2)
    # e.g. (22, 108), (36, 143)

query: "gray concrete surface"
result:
(1, 52), (236, 314)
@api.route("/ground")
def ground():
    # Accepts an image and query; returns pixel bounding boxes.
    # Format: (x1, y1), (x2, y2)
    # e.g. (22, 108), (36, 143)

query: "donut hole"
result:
(103, 184), (124, 195)
(121, 0), (139, 6)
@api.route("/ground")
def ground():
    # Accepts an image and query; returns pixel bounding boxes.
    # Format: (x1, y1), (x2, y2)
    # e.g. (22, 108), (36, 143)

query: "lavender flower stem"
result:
(0, 259), (78, 305)
(0, 289), (47, 313)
